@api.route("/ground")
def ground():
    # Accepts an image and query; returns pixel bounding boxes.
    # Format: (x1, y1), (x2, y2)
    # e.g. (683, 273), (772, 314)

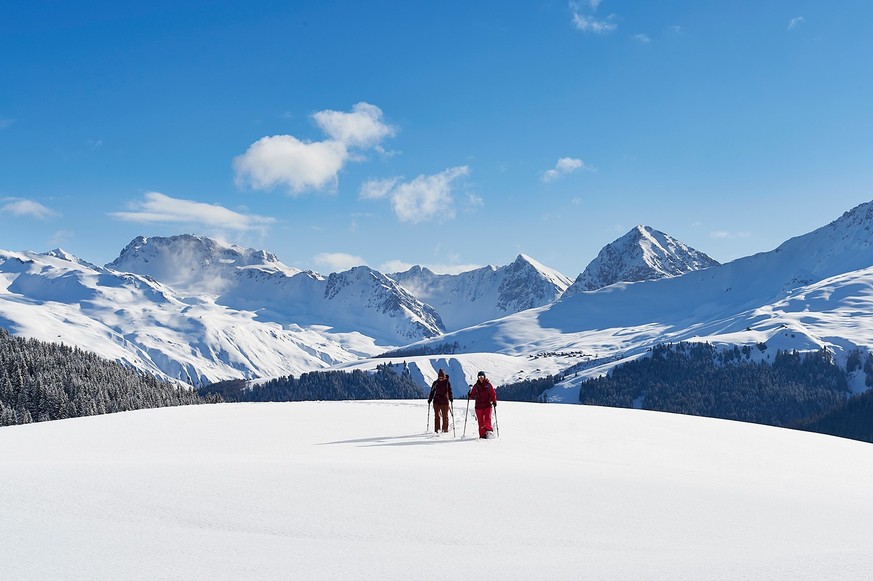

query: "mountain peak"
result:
(44, 248), (77, 261)
(508, 253), (573, 288)
(390, 254), (571, 331)
(565, 225), (720, 295)
(42, 248), (99, 270)
(106, 235), (301, 291)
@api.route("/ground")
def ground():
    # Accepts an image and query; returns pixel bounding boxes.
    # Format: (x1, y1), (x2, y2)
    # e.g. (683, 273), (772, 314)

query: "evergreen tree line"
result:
(377, 341), (461, 359)
(498, 375), (562, 402)
(199, 363), (426, 402)
(577, 342), (849, 427)
(798, 386), (873, 442)
(0, 328), (211, 426)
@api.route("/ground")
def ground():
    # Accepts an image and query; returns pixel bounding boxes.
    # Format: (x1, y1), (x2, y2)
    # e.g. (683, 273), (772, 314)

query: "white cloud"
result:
(633, 33), (651, 43)
(314, 252), (367, 272)
(359, 177), (401, 200)
(428, 262), (483, 275)
(571, 0), (603, 12)
(788, 16), (805, 30)
(0, 198), (60, 220)
(572, 12), (617, 34)
(542, 157), (592, 182)
(313, 103), (397, 149)
(710, 230), (751, 240)
(464, 193), (485, 212)
(570, 0), (617, 34)
(234, 102), (395, 195)
(380, 259), (415, 273)
(360, 166), (470, 224)
(111, 192), (275, 232)
(233, 135), (348, 195)
(50, 230), (75, 246)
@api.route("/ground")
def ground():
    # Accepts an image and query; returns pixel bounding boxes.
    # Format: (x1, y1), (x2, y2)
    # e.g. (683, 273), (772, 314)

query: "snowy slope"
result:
(564, 224), (720, 295)
(1, 401), (871, 581)
(390, 253), (572, 330)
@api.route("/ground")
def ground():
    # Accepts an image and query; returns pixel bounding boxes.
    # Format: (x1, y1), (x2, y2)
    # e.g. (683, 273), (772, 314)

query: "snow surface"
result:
(1, 401), (872, 580)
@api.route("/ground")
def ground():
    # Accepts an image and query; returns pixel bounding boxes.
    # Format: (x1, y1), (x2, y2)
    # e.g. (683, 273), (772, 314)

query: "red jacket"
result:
(428, 378), (453, 405)
(468, 379), (497, 409)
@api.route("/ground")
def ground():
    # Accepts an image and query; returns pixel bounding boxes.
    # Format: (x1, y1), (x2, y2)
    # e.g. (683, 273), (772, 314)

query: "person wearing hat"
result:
(427, 369), (453, 433)
(468, 370), (497, 439)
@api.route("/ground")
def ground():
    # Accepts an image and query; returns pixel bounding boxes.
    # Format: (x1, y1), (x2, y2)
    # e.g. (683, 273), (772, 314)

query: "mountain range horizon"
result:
(2, 199), (873, 402)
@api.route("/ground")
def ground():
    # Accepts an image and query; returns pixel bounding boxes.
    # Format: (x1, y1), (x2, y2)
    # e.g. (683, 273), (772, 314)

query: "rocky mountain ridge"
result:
(564, 225), (720, 296)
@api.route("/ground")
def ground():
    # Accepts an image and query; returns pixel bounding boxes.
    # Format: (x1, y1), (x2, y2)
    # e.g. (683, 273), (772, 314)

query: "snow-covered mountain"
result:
(0, 235), (447, 385)
(564, 225), (719, 296)
(0, 248), (358, 384)
(357, 200), (873, 398)
(4, 200), (873, 394)
(106, 235), (444, 345)
(107, 234), (303, 292)
(390, 254), (572, 330)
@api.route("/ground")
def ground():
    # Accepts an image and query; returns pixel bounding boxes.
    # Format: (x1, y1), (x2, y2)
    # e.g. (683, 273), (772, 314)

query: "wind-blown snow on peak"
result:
(106, 234), (301, 292)
(390, 255), (571, 331)
(564, 225), (719, 296)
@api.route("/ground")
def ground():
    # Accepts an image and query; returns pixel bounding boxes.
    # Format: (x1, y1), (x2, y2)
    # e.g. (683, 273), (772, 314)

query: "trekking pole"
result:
(426, 402), (431, 434)
(462, 392), (471, 438)
(493, 404), (499, 437)
(449, 401), (456, 438)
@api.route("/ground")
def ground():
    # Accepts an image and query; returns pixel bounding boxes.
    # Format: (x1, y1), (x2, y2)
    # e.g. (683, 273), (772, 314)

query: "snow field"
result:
(1, 401), (872, 580)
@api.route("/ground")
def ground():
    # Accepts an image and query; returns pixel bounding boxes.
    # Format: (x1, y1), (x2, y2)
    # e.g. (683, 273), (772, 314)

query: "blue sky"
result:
(2, 1), (873, 277)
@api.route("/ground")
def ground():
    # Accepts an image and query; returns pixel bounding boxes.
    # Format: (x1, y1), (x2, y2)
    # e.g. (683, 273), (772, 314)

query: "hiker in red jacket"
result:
(428, 369), (453, 433)
(468, 370), (497, 439)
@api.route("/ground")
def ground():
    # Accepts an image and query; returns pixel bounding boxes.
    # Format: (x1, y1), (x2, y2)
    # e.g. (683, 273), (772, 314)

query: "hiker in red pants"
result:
(468, 371), (497, 439)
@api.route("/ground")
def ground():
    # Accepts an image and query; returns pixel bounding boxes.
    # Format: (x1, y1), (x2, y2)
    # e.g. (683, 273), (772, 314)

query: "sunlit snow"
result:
(1, 401), (871, 580)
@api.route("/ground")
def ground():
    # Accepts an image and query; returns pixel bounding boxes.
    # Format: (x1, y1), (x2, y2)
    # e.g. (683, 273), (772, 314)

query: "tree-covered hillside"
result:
(796, 387), (873, 443)
(578, 342), (851, 427)
(199, 363), (426, 402)
(0, 328), (208, 426)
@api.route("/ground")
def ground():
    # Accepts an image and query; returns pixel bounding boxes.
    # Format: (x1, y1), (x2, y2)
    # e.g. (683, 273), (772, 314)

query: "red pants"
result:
(475, 407), (493, 438)
(433, 404), (450, 432)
